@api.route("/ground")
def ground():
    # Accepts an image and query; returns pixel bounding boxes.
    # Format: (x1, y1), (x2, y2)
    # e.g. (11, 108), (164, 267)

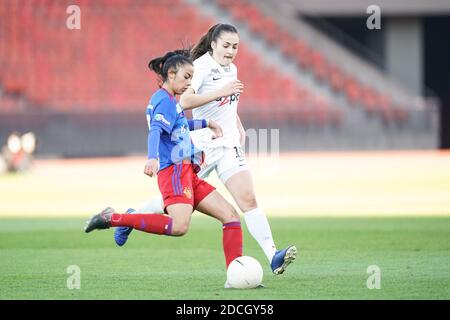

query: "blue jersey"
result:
(146, 88), (202, 172)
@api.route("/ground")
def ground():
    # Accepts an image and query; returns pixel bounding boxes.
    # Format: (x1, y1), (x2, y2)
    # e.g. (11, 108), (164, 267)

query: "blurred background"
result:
(0, 0), (449, 217)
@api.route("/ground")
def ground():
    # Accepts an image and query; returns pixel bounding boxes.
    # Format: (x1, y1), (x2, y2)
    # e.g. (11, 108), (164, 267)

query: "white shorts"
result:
(197, 145), (249, 183)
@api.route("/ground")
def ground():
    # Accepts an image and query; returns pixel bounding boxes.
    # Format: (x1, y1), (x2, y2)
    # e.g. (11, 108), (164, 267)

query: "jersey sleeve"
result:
(147, 126), (162, 159)
(149, 97), (177, 134)
(190, 62), (209, 94)
(187, 119), (207, 131)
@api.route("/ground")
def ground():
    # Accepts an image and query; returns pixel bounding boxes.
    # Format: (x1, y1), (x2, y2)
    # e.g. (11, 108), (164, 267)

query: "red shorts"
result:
(157, 163), (216, 211)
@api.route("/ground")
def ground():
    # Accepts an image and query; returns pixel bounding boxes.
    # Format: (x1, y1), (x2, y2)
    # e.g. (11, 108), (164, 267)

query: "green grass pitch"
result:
(0, 216), (449, 299)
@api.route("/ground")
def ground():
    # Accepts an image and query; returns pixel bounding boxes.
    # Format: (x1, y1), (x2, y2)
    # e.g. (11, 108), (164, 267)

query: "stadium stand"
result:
(214, 0), (410, 124)
(0, 0), (341, 127)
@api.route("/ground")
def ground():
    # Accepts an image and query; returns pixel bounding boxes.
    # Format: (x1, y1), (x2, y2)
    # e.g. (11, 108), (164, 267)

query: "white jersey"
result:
(189, 52), (241, 149)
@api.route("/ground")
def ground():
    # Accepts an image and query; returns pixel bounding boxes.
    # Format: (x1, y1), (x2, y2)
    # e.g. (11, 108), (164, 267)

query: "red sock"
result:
(111, 213), (172, 235)
(223, 221), (243, 268)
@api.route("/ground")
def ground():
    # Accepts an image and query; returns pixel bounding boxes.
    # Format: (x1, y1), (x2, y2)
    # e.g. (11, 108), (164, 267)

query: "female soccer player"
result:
(85, 50), (243, 271)
(118, 24), (297, 275)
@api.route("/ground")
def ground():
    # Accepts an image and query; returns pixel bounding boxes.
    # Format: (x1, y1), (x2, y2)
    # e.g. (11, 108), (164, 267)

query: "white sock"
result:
(244, 208), (277, 263)
(138, 196), (164, 213)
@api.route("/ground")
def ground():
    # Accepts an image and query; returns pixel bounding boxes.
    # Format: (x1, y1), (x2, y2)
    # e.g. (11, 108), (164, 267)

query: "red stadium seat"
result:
(310, 50), (328, 82)
(328, 65), (345, 92)
(344, 76), (362, 105)
(0, 0), (352, 128)
(361, 87), (378, 114)
(293, 41), (313, 69)
(378, 95), (395, 123)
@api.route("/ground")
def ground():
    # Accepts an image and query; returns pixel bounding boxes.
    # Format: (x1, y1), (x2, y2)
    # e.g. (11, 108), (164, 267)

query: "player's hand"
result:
(144, 158), (159, 178)
(207, 119), (223, 140)
(220, 80), (244, 97)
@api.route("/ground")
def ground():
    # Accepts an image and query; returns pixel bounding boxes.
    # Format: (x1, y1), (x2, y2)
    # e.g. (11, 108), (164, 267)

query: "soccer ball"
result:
(226, 256), (263, 289)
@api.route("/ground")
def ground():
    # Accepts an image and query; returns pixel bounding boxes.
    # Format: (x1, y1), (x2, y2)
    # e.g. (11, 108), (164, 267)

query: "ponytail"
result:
(191, 23), (238, 60)
(148, 49), (192, 84)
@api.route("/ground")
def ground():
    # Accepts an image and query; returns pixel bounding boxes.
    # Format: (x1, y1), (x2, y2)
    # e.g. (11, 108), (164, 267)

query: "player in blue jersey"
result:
(85, 50), (243, 269)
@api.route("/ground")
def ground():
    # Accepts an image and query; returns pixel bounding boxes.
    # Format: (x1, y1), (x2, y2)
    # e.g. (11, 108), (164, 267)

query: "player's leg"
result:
(87, 164), (194, 236)
(113, 155), (219, 245)
(113, 156), (216, 245)
(224, 170), (297, 274)
(84, 207), (175, 236)
(163, 203), (193, 236)
(218, 148), (297, 274)
(193, 173), (242, 269)
(112, 197), (165, 245)
(196, 190), (240, 224)
(223, 169), (276, 258)
(114, 207), (137, 246)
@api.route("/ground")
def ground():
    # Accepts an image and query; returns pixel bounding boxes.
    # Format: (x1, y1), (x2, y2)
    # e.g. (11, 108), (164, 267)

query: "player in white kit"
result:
(115, 24), (297, 276)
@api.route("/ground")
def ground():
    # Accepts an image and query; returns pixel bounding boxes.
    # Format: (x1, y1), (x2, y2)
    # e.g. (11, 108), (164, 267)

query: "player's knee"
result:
(221, 204), (240, 224)
(172, 223), (189, 236)
(238, 192), (258, 211)
(230, 211), (241, 222)
(211, 201), (237, 224)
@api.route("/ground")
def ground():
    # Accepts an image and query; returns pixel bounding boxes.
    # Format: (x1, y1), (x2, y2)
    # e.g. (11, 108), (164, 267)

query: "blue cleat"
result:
(270, 245), (297, 275)
(113, 208), (136, 246)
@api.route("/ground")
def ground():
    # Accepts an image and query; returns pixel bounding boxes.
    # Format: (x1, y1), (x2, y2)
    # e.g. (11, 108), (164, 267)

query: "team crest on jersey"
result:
(183, 186), (192, 199)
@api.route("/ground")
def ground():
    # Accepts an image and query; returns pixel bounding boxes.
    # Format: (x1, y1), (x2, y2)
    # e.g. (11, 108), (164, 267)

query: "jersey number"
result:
(233, 146), (244, 159)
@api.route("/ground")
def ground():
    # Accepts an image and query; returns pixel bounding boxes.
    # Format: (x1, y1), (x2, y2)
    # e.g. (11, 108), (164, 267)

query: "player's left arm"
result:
(237, 114), (246, 147)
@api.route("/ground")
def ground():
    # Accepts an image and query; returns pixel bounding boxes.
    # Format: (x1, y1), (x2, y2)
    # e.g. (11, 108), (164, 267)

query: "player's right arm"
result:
(145, 98), (177, 177)
(145, 123), (161, 177)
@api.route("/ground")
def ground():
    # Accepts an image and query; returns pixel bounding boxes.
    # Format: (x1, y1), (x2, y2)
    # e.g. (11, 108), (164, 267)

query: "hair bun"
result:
(164, 52), (177, 60)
